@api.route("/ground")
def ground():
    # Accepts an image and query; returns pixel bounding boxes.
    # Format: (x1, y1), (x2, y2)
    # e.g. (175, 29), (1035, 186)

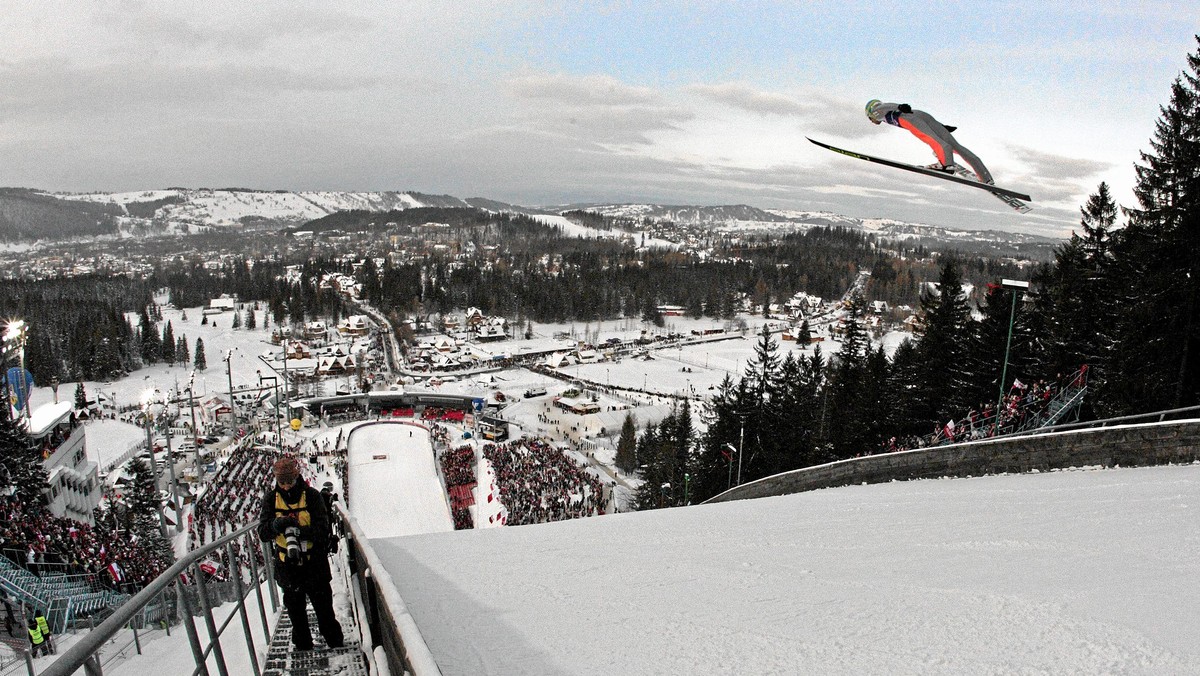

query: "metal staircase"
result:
(263, 607), (368, 676)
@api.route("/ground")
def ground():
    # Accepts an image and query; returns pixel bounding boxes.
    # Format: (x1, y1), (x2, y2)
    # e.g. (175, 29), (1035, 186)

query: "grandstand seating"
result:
(918, 366), (1089, 449)
(0, 554), (128, 633)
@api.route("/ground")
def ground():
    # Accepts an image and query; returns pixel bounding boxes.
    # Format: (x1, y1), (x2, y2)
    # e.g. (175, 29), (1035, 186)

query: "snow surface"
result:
(363, 464), (1200, 675)
(83, 419), (147, 471)
(346, 422), (454, 538)
(531, 214), (676, 249)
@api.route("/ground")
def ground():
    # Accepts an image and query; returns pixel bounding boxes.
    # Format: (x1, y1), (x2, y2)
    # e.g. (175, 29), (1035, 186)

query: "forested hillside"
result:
(0, 188), (121, 241)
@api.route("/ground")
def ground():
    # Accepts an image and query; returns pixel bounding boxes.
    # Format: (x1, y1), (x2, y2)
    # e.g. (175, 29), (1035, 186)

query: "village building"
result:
(552, 396), (602, 416)
(337, 315), (370, 336)
(304, 321), (327, 340)
(477, 415), (510, 442)
(203, 295), (237, 317)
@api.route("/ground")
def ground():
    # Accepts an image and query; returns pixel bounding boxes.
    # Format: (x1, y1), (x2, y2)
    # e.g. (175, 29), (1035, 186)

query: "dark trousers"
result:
(281, 579), (343, 650)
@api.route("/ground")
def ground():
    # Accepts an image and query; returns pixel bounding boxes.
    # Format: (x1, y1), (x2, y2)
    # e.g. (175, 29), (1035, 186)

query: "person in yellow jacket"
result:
(34, 612), (54, 655)
(257, 457), (343, 652)
(27, 618), (45, 658)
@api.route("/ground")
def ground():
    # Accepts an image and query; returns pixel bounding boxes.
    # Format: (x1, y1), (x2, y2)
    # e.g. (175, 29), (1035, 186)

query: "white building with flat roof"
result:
(27, 401), (102, 525)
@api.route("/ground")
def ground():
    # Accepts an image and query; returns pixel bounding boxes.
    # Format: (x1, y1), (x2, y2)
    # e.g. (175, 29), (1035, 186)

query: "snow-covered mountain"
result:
(3, 188), (1061, 256)
(51, 188), (479, 237)
(566, 203), (792, 224)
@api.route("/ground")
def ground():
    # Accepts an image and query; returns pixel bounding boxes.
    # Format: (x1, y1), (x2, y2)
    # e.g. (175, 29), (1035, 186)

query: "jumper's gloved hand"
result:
(898, 103), (912, 114)
(272, 517), (299, 534)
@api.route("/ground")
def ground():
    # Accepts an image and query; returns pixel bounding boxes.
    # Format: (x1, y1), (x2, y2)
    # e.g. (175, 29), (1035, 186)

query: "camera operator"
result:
(258, 457), (344, 651)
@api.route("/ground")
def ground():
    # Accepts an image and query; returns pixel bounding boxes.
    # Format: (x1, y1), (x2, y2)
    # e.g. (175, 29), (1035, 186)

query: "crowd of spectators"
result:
(422, 407), (466, 423)
(440, 445), (477, 530)
(186, 443), (293, 579)
(879, 366), (1088, 455)
(482, 438), (606, 526)
(440, 445), (476, 489)
(188, 443), (285, 549)
(0, 496), (168, 592)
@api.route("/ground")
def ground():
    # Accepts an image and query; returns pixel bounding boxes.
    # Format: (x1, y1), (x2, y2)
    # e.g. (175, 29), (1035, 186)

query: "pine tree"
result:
(745, 324), (781, 406)
(641, 296), (664, 327)
(1107, 37), (1200, 412)
(122, 457), (175, 570)
(95, 338), (124, 381)
(615, 412), (638, 473)
(246, 308), (257, 330)
(194, 337), (207, 372)
(124, 457), (161, 518)
(883, 338), (921, 444)
(797, 319), (812, 345)
(1030, 182), (1119, 405)
(231, 311), (242, 329)
(912, 262), (975, 430)
(632, 414), (682, 509)
(139, 308), (161, 365)
(74, 381), (87, 410)
(162, 321), (176, 365)
(177, 335), (189, 366)
(670, 399), (694, 500)
(0, 402), (47, 508)
(825, 293), (876, 458)
(692, 375), (741, 501)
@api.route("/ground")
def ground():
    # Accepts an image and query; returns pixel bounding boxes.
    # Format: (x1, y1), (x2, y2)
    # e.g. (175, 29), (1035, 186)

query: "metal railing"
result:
(39, 523), (278, 676)
(336, 501), (440, 676)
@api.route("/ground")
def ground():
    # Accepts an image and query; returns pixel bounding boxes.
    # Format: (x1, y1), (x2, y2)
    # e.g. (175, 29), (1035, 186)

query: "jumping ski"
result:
(807, 137), (1032, 212)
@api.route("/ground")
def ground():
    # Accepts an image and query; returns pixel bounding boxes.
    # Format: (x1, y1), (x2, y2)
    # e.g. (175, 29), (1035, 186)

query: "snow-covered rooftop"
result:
(27, 400), (74, 437)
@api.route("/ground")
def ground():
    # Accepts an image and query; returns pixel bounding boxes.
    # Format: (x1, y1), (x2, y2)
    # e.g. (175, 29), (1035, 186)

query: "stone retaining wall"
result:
(706, 419), (1200, 503)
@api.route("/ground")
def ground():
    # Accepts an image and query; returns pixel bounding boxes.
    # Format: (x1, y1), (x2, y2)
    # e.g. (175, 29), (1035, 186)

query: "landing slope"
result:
(346, 422), (453, 538)
(371, 464), (1200, 675)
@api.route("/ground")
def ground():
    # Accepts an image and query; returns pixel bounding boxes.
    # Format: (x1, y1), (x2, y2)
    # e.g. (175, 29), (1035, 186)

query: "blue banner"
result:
(3, 367), (34, 411)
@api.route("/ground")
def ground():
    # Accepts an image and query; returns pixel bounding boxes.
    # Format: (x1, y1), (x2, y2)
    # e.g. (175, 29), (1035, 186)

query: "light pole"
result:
(995, 279), (1029, 436)
(282, 337), (290, 414)
(724, 443), (736, 490)
(224, 349), (235, 427)
(162, 409), (183, 533)
(736, 414), (746, 486)
(187, 371), (200, 481)
(258, 371), (282, 444)
(139, 397), (168, 538)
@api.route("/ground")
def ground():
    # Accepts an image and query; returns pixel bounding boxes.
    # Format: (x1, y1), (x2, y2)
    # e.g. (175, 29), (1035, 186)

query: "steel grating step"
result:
(261, 644), (369, 676)
(263, 607), (368, 676)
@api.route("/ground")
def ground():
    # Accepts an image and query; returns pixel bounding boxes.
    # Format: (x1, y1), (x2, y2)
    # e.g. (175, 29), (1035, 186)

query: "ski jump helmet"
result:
(865, 99), (883, 124)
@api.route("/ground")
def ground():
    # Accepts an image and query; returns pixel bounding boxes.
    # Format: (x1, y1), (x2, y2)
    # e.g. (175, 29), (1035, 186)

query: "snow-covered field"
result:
(370, 463), (1200, 675)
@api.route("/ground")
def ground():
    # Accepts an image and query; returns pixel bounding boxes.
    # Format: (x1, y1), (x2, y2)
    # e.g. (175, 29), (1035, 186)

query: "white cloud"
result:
(688, 83), (813, 117)
(506, 73), (661, 107)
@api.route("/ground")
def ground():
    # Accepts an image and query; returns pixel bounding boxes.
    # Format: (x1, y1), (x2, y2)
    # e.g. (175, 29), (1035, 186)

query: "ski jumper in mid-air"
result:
(865, 99), (993, 185)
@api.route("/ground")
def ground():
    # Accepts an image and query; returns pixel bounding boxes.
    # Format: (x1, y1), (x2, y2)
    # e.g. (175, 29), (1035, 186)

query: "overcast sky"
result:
(2, 2), (1195, 237)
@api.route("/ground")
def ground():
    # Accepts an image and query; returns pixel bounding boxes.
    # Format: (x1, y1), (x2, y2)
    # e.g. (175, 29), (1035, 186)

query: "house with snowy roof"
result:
(203, 295), (238, 317)
(337, 315), (369, 336)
